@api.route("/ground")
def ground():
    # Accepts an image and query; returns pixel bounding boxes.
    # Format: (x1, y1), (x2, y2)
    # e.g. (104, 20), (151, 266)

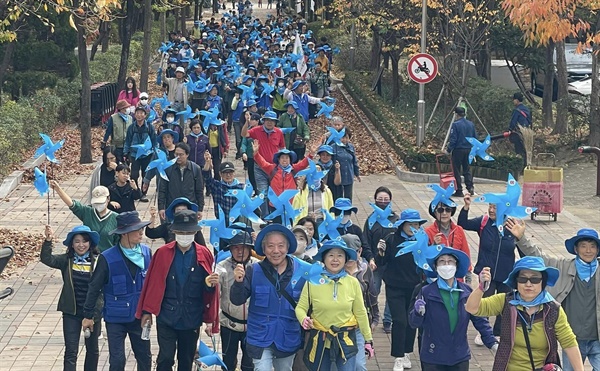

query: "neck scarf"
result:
(401, 231), (415, 240)
(509, 290), (555, 308)
(280, 164), (292, 173)
(119, 243), (145, 269)
(74, 251), (90, 264)
(340, 219), (353, 232)
(263, 126), (274, 134)
(437, 278), (463, 308)
(189, 132), (204, 138)
(119, 113), (129, 122)
(575, 256), (598, 282)
(323, 269), (347, 301)
(222, 178), (239, 186)
(318, 160), (333, 169)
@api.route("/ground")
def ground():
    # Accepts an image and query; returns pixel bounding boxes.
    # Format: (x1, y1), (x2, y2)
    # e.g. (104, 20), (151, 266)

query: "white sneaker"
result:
(474, 334), (484, 346)
(393, 357), (404, 371)
(403, 355), (412, 369)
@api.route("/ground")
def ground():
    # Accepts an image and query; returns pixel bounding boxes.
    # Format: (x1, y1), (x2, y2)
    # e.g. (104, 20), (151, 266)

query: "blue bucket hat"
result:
(158, 129), (180, 144)
(165, 197), (199, 221)
(395, 209), (427, 227)
(291, 80), (306, 91)
(284, 101), (299, 110)
(273, 148), (297, 164)
(261, 110), (279, 122)
(169, 57), (179, 64)
(245, 99), (258, 108)
(504, 256), (560, 289)
(109, 211), (150, 235)
(207, 62), (219, 69)
(317, 145), (334, 155)
(207, 84), (218, 92)
(254, 224), (297, 256)
(314, 239), (357, 262)
(63, 225), (100, 249)
(329, 198), (358, 214)
(426, 246), (470, 279)
(242, 75), (254, 84)
(211, 49), (219, 55)
(565, 228), (600, 255)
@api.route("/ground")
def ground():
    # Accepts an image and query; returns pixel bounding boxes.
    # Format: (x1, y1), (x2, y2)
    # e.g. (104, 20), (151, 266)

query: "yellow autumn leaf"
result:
(68, 14), (77, 31)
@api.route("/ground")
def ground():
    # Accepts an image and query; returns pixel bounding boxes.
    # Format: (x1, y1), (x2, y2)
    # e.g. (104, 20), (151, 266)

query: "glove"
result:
(414, 299), (426, 316)
(364, 341), (375, 359)
(491, 343), (498, 355)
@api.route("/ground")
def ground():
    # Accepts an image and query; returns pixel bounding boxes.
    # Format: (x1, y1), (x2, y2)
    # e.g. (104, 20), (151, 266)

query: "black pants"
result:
(421, 360), (469, 371)
(105, 319), (152, 371)
(63, 313), (100, 371)
(210, 146), (222, 182)
(509, 132), (527, 168)
(130, 155), (152, 194)
(336, 184), (353, 201)
(386, 286), (417, 357)
(292, 146), (306, 162)
(156, 323), (199, 371)
(483, 280), (512, 336)
(220, 326), (253, 371)
(245, 158), (257, 192)
(451, 148), (473, 192)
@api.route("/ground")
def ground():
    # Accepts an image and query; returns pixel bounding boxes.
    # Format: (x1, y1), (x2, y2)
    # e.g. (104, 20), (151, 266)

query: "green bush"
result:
(89, 40), (143, 83)
(13, 41), (78, 79)
(0, 100), (43, 174)
(4, 71), (59, 98)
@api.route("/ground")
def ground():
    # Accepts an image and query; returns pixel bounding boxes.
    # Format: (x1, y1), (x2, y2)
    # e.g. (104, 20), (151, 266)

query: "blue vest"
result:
(102, 245), (151, 323)
(246, 259), (303, 353)
(257, 94), (272, 111)
(292, 93), (309, 122)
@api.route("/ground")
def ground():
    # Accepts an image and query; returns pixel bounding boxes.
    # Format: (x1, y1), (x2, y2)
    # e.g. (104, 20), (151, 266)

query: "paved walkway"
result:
(0, 155), (596, 370)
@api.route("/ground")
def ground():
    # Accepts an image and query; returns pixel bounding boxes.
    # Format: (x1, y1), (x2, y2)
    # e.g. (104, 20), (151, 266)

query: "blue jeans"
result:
(319, 349), (357, 371)
(563, 339), (600, 371)
(105, 320), (151, 371)
(355, 328), (367, 371)
(252, 348), (295, 371)
(373, 267), (392, 325)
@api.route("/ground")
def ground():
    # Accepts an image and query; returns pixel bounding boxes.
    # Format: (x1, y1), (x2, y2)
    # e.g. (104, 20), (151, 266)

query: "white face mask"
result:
(93, 202), (107, 213)
(166, 117), (175, 124)
(176, 234), (195, 247)
(341, 215), (351, 224)
(295, 240), (307, 256)
(437, 265), (457, 280)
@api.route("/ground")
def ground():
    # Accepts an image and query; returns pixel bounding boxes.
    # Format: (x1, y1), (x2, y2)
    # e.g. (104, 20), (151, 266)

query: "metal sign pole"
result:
(416, 0), (427, 146)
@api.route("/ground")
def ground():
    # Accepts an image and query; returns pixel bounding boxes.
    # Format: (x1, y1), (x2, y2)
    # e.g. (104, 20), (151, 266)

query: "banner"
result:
(294, 32), (307, 75)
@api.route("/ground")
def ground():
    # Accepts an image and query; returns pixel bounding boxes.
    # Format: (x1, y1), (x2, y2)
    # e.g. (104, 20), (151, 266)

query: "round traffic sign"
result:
(407, 53), (438, 84)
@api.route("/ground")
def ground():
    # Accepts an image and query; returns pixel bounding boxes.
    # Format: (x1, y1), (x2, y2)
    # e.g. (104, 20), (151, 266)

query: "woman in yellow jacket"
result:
(292, 168), (334, 225)
(295, 240), (374, 371)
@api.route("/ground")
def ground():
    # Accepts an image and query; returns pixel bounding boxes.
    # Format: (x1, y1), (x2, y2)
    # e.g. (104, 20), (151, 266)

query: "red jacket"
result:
(135, 241), (219, 333)
(254, 153), (311, 197)
(425, 221), (472, 271)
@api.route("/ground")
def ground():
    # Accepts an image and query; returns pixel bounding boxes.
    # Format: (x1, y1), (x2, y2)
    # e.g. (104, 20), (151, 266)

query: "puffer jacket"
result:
(217, 256), (259, 332)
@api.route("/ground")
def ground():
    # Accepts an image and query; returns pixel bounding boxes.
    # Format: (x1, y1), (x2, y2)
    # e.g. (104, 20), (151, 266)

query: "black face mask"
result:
(375, 201), (390, 210)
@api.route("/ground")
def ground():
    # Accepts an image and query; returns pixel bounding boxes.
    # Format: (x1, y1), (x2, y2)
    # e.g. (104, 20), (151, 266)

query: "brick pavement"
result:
(0, 157), (597, 370)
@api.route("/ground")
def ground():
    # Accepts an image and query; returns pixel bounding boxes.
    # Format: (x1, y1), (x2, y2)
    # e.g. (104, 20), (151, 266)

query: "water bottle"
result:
(84, 328), (91, 339)
(141, 320), (151, 340)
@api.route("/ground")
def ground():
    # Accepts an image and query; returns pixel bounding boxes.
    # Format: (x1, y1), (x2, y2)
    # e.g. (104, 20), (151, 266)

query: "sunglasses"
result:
(436, 207), (453, 214)
(140, 98), (148, 100)
(516, 276), (543, 284)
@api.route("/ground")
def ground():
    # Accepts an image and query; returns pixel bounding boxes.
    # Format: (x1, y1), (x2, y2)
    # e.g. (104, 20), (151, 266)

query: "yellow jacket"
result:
(292, 186), (334, 224)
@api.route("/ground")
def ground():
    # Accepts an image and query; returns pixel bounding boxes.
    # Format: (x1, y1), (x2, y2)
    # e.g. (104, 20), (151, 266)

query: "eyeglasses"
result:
(436, 207), (453, 214)
(375, 198), (390, 202)
(436, 259), (457, 266)
(516, 276), (543, 284)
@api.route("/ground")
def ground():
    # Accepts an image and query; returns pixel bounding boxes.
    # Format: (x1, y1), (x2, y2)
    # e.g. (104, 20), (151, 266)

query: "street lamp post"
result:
(416, 0), (427, 146)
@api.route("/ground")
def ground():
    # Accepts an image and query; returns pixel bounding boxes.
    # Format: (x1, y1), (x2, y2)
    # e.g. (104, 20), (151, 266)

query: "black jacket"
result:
(363, 211), (400, 262)
(108, 182), (142, 213)
(158, 160), (205, 211)
(40, 240), (103, 320)
(375, 230), (421, 289)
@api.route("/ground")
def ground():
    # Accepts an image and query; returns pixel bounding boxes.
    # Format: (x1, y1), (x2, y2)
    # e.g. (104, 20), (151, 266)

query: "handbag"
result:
(519, 313), (562, 371)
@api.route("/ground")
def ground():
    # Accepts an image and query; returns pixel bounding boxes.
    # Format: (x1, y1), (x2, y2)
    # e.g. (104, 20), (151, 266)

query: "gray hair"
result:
(262, 231), (290, 250)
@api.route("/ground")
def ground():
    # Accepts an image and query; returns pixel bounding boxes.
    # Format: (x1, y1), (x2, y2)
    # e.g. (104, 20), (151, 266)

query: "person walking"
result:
(509, 92), (532, 169)
(447, 107), (476, 197)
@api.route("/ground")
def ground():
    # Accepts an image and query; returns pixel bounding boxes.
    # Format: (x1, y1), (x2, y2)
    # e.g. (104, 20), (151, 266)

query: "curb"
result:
(335, 81), (504, 185)
(0, 154), (47, 199)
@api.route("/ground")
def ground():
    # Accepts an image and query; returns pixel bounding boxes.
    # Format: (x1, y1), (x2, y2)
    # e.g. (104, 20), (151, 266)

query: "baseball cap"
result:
(220, 162), (235, 172)
(91, 186), (110, 204)
(175, 66), (185, 73)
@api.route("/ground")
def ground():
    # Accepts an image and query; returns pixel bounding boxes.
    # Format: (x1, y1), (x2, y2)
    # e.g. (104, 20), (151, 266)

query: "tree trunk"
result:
(75, 14), (93, 164)
(90, 21), (110, 61)
(180, 8), (187, 37)
(390, 53), (400, 103)
(101, 21), (110, 53)
(117, 0), (135, 90)
(194, 0), (200, 21)
(139, 0), (153, 92)
(0, 40), (16, 106)
(370, 31), (381, 71)
(589, 16), (600, 147)
(542, 41), (555, 128)
(160, 11), (166, 43)
(554, 40), (569, 134)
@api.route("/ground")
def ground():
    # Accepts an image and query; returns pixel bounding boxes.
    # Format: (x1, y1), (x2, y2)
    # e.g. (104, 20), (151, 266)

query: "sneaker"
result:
(467, 187), (475, 195)
(98, 332), (104, 340)
(383, 322), (391, 334)
(403, 355), (412, 369)
(474, 333), (484, 346)
(453, 190), (464, 197)
(393, 357), (404, 371)
(139, 195), (149, 203)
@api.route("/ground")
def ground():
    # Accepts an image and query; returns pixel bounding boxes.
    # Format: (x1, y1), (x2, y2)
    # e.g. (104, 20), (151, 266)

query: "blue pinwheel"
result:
(146, 149), (176, 181)
(199, 205), (239, 250)
(332, 47), (341, 55)
(156, 68), (162, 85)
(198, 106), (221, 132)
(237, 83), (256, 102)
(295, 158), (329, 191)
(265, 57), (282, 70)
(264, 188), (302, 229)
(33, 167), (49, 196)
(187, 58), (199, 70)
(200, 51), (211, 62)
(427, 181), (457, 212)
(35, 133), (64, 163)
(196, 340), (227, 370)
(150, 93), (171, 110)
(158, 41), (174, 54)
(396, 227), (443, 272)
(290, 256), (328, 287)
(215, 250), (232, 264)
(131, 136), (154, 160)
(175, 105), (197, 121)
(225, 182), (265, 224)
(289, 52), (304, 64)
(280, 127), (296, 135)
(367, 203), (394, 229)
(316, 101), (335, 119)
(250, 50), (263, 60)
(466, 135), (494, 164)
(474, 173), (536, 235)
(261, 82), (274, 98)
(318, 209), (343, 242)
(325, 126), (345, 146)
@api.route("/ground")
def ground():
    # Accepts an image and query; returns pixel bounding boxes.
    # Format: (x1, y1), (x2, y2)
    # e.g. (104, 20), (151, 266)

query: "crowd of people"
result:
(36, 6), (598, 371)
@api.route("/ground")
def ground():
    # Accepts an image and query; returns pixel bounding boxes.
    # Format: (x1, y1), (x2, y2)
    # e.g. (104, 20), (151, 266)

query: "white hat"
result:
(175, 66), (185, 73)
(91, 186), (110, 204)
(139, 92), (149, 99)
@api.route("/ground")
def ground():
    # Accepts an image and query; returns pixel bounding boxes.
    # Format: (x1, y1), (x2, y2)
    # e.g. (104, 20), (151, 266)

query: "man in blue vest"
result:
(283, 80), (324, 123)
(82, 211), (153, 371)
(230, 224), (306, 370)
(447, 106), (476, 197)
